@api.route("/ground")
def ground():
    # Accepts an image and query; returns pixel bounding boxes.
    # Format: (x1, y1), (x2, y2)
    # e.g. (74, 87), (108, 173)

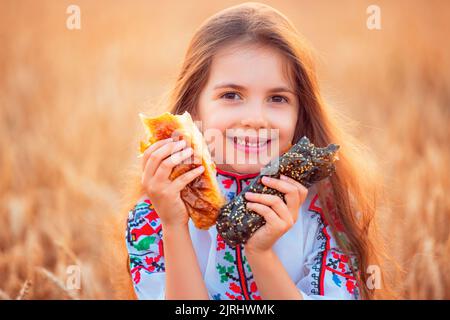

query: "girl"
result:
(118, 2), (392, 300)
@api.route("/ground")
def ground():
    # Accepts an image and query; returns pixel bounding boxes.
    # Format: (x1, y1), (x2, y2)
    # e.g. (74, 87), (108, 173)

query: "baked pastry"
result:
(216, 136), (340, 247)
(139, 111), (225, 230)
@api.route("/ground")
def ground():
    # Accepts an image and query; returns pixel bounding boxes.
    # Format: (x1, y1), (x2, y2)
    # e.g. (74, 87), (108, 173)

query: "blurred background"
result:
(0, 0), (448, 299)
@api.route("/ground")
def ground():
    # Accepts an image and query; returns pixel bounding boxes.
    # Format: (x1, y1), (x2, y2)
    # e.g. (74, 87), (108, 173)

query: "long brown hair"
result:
(111, 2), (396, 299)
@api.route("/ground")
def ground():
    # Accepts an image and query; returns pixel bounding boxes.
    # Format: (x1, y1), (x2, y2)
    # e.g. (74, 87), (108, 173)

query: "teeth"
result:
(233, 137), (268, 147)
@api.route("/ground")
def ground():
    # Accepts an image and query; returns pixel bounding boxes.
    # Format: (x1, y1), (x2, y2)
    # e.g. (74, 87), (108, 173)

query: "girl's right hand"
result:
(141, 138), (205, 229)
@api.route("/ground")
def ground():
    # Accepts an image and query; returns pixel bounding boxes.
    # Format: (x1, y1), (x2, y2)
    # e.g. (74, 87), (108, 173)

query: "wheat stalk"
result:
(54, 240), (81, 266)
(35, 267), (80, 300)
(16, 279), (32, 300)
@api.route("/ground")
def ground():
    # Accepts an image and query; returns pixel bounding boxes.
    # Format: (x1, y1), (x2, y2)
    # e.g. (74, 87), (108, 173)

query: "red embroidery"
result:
(222, 179), (234, 189)
(309, 193), (358, 297)
(144, 256), (161, 272)
(130, 263), (160, 284)
(249, 281), (261, 299)
(346, 279), (356, 294)
(229, 282), (242, 294)
(131, 223), (157, 242)
(207, 170), (264, 300)
(320, 227), (331, 295)
(159, 239), (164, 257)
(235, 245), (251, 300)
(322, 180), (344, 232)
(331, 251), (350, 273)
(225, 292), (243, 300)
(133, 269), (141, 284)
(127, 199), (166, 285)
(144, 210), (159, 223)
(250, 281), (257, 292)
(217, 234), (225, 251)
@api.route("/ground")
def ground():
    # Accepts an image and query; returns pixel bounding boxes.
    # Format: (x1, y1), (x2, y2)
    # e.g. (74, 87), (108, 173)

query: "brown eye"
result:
(221, 92), (241, 100)
(270, 95), (288, 103)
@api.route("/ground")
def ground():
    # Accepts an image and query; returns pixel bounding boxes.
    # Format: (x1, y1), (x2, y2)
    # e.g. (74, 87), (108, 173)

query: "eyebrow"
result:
(213, 83), (295, 94)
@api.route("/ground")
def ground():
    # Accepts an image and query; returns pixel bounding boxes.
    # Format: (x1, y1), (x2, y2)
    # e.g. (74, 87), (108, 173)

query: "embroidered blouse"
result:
(125, 169), (360, 300)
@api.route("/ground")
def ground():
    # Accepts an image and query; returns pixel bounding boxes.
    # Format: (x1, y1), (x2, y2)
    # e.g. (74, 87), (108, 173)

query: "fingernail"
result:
(197, 165), (205, 172)
(280, 175), (288, 180)
(262, 176), (270, 183)
(245, 192), (254, 198)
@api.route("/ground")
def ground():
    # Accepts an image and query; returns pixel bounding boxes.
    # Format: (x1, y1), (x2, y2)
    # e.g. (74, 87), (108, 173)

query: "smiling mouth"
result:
(227, 136), (273, 153)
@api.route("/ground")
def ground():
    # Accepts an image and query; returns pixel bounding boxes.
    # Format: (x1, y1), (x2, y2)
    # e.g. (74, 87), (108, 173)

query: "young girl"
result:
(120, 2), (391, 300)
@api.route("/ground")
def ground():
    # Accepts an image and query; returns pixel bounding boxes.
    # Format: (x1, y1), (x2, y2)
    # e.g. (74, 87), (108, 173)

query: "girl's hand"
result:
(141, 138), (205, 229)
(243, 175), (308, 255)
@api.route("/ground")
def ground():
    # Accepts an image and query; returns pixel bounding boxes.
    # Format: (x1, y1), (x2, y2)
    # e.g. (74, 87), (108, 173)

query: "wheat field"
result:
(0, 0), (448, 299)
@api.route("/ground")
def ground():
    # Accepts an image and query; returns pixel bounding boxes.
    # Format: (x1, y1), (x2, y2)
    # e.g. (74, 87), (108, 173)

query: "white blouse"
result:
(125, 169), (360, 300)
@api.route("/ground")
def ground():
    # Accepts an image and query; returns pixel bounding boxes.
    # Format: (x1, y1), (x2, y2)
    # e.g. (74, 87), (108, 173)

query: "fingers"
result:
(153, 147), (195, 180)
(172, 165), (205, 192)
(261, 175), (308, 200)
(141, 138), (173, 171)
(180, 152), (202, 165)
(280, 174), (308, 196)
(246, 202), (286, 231)
(259, 175), (308, 221)
(279, 175), (308, 212)
(244, 192), (293, 225)
(143, 140), (187, 178)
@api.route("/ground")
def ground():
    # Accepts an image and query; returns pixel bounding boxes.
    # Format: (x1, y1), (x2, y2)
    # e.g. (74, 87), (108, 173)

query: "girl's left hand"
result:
(244, 175), (308, 255)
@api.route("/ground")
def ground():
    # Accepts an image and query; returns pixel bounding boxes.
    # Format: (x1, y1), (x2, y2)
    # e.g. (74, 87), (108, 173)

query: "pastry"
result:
(216, 136), (340, 247)
(140, 111), (225, 230)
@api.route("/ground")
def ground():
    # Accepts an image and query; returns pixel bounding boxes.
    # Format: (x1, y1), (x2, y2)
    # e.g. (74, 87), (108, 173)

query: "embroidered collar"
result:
(216, 168), (259, 181)
(215, 168), (259, 202)
(212, 168), (262, 300)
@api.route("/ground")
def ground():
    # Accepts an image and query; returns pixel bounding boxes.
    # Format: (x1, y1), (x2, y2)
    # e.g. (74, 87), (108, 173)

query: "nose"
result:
(240, 102), (269, 129)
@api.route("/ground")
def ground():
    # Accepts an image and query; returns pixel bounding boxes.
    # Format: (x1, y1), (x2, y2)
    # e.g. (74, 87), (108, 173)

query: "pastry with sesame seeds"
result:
(216, 136), (340, 247)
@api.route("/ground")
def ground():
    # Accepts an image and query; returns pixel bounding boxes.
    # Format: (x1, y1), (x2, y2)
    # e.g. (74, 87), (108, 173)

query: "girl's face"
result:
(197, 42), (299, 174)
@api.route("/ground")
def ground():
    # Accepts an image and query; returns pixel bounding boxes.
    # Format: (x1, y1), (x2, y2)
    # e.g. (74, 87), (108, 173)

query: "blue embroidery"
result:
(332, 273), (342, 287)
(226, 192), (236, 202)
